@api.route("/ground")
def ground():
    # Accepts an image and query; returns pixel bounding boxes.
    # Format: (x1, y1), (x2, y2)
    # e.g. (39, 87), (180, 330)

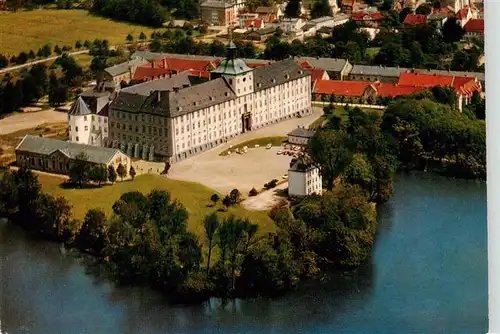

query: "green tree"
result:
(76, 208), (107, 253)
(222, 195), (232, 211)
(442, 17), (464, 43)
(126, 33), (134, 42)
(210, 193), (220, 206)
(16, 52), (28, 64)
(284, 0), (301, 18)
(108, 165), (118, 183)
(308, 129), (354, 190)
(139, 31), (147, 40)
(69, 152), (91, 187)
(116, 163), (127, 181)
(204, 212), (220, 274)
(28, 50), (36, 59)
(75, 40), (82, 49)
(54, 45), (62, 55)
(310, 0), (332, 19)
(415, 3), (432, 15)
(89, 164), (108, 186)
(35, 193), (73, 240)
(0, 54), (8, 69)
(129, 166), (136, 180)
(229, 189), (241, 205)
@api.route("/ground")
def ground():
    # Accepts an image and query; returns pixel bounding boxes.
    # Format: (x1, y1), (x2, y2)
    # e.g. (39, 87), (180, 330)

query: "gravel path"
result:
(0, 109), (68, 135)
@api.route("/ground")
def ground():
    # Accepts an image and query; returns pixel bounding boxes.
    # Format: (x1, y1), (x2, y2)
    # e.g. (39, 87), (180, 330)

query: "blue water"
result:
(0, 173), (488, 334)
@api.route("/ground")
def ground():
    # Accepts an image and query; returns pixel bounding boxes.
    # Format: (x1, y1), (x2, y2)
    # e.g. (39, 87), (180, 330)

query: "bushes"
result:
(264, 179), (278, 190)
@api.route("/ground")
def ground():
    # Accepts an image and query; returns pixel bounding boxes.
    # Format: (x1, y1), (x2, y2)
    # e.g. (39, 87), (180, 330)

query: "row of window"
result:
(112, 110), (167, 126)
(81, 115), (108, 123)
(70, 125), (108, 133)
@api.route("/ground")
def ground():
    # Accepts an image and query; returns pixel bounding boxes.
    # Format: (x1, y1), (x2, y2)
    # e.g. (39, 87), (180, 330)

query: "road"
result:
(0, 50), (90, 75)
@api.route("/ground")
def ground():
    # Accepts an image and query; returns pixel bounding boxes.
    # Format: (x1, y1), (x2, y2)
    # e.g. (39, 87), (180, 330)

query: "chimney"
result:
(157, 91), (161, 103)
(152, 61), (155, 69)
(163, 58), (167, 69)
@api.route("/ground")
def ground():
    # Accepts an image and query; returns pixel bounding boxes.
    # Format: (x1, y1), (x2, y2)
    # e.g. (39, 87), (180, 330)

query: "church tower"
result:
(210, 40), (254, 97)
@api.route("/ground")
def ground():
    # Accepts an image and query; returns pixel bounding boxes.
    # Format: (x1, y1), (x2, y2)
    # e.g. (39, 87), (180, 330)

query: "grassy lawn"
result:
(366, 47), (380, 60)
(0, 9), (156, 55)
(37, 173), (275, 240)
(219, 136), (287, 156)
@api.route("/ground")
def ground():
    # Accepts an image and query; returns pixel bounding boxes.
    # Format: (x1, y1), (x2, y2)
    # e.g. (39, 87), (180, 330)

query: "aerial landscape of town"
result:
(0, 0), (489, 332)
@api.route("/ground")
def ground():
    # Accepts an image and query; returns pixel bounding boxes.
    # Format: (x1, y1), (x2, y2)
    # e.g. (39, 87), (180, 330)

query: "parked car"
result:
(266, 143), (272, 149)
(277, 150), (283, 155)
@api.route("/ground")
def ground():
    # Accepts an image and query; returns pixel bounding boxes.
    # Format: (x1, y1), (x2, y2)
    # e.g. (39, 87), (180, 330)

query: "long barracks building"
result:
(107, 42), (312, 163)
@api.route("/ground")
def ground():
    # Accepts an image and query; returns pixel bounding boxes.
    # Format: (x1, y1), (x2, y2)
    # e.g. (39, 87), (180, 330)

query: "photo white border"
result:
(486, 1), (500, 333)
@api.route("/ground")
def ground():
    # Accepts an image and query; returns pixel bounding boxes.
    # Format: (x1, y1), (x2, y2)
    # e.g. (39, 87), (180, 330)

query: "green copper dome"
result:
(211, 41), (253, 76)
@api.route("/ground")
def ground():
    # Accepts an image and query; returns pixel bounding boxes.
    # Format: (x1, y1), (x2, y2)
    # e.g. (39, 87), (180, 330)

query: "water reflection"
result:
(0, 174), (488, 334)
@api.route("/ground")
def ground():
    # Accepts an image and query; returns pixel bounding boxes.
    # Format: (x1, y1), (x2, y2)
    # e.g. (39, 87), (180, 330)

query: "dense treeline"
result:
(0, 40), (125, 117)
(381, 95), (486, 179)
(263, 17), (483, 72)
(0, 167), (379, 301)
(149, 33), (258, 59)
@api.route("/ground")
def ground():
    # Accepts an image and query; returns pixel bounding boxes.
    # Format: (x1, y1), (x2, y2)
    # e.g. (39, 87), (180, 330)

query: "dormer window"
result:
(229, 79), (233, 85)
(225, 92), (229, 96)
(178, 107), (182, 111)
(209, 96), (214, 101)
(285, 74), (290, 79)
(272, 78), (276, 83)
(193, 101), (197, 106)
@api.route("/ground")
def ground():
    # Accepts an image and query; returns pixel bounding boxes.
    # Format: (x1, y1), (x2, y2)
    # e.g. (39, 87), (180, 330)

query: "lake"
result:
(0, 173), (488, 334)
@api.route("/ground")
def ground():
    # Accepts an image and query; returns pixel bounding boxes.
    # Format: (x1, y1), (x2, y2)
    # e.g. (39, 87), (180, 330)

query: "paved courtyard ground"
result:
(149, 107), (323, 199)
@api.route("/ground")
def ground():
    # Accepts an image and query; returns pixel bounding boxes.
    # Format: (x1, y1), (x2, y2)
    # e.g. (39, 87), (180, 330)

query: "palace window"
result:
(84, 126), (88, 131)
(75, 126), (79, 132)
(84, 116), (87, 121)
(76, 136), (79, 141)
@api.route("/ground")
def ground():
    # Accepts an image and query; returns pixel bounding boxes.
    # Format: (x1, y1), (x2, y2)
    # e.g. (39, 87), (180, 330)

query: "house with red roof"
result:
(133, 57), (221, 82)
(456, 6), (472, 27)
(341, 0), (355, 13)
(464, 18), (484, 38)
(243, 19), (264, 29)
(397, 72), (482, 110)
(350, 11), (384, 27)
(403, 14), (428, 26)
(313, 80), (372, 103)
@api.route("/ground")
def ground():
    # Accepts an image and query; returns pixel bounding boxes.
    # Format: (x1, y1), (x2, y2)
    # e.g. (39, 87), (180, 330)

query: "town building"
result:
(427, 12), (449, 28)
(288, 155), (322, 197)
(68, 91), (111, 147)
(350, 11), (384, 27)
(287, 126), (316, 145)
(107, 42), (312, 163)
(254, 6), (282, 23)
(297, 57), (352, 80)
(15, 135), (130, 177)
(464, 18), (484, 38)
(403, 14), (428, 26)
(348, 65), (408, 83)
(456, 6), (473, 26)
(279, 18), (306, 35)
(201, 0), (237, 26)
(102, 57), (149, 92)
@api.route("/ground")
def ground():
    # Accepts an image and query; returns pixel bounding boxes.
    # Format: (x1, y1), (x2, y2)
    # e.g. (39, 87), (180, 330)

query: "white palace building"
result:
(106, 41), (313, 163)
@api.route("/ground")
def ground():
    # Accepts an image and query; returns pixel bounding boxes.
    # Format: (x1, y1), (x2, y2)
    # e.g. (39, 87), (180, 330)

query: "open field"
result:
(36, 173), (275, 239)
(0, 9), (156, 55)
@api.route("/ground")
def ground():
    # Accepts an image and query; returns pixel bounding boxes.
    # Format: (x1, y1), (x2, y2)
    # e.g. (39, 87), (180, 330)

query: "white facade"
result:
(169, 74), (311, 159)
(280, 18), (306, 33)
(69, 114), (109, 147)
(288, 165), (322, 197)
(288, 134), (310, 145)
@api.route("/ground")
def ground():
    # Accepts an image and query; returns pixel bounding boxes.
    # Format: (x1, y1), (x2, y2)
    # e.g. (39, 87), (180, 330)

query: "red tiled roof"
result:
(299, 60), (314, 69)
(306, 68), (327, 82)
(398, 72), (454, 87)
(403, 14), (428, 25)
(244, 19), (263, 28)
(132, 66), (172, 81)
(456, 6), (470, 20)
(351, 11), (384, 21)
(186, 69), (211, 78)
(464, 19), (484, 34)
(314, 80), (371, 97)
(398, 72), (481, 97)
(247, 63), (267, 68)
(370, 82), (426, 97)
(152, 57), (221, 72)
(432, 6), (453, 15)
(453, 76), (482, 96)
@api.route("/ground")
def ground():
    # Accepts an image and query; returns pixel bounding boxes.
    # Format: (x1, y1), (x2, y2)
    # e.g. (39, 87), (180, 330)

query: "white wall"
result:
(171, 73), (312, 156)
(69, 114), (109, 146)
(288, 170), (307, 196)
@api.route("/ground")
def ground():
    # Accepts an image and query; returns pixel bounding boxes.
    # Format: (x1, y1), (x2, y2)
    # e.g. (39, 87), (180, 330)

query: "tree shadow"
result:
(58, 181), (111, 190)
(274, 188), (288, 198)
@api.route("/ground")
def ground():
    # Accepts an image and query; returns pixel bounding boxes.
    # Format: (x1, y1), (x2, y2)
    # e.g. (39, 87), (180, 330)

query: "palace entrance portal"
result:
(242, 112), (251, 133)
